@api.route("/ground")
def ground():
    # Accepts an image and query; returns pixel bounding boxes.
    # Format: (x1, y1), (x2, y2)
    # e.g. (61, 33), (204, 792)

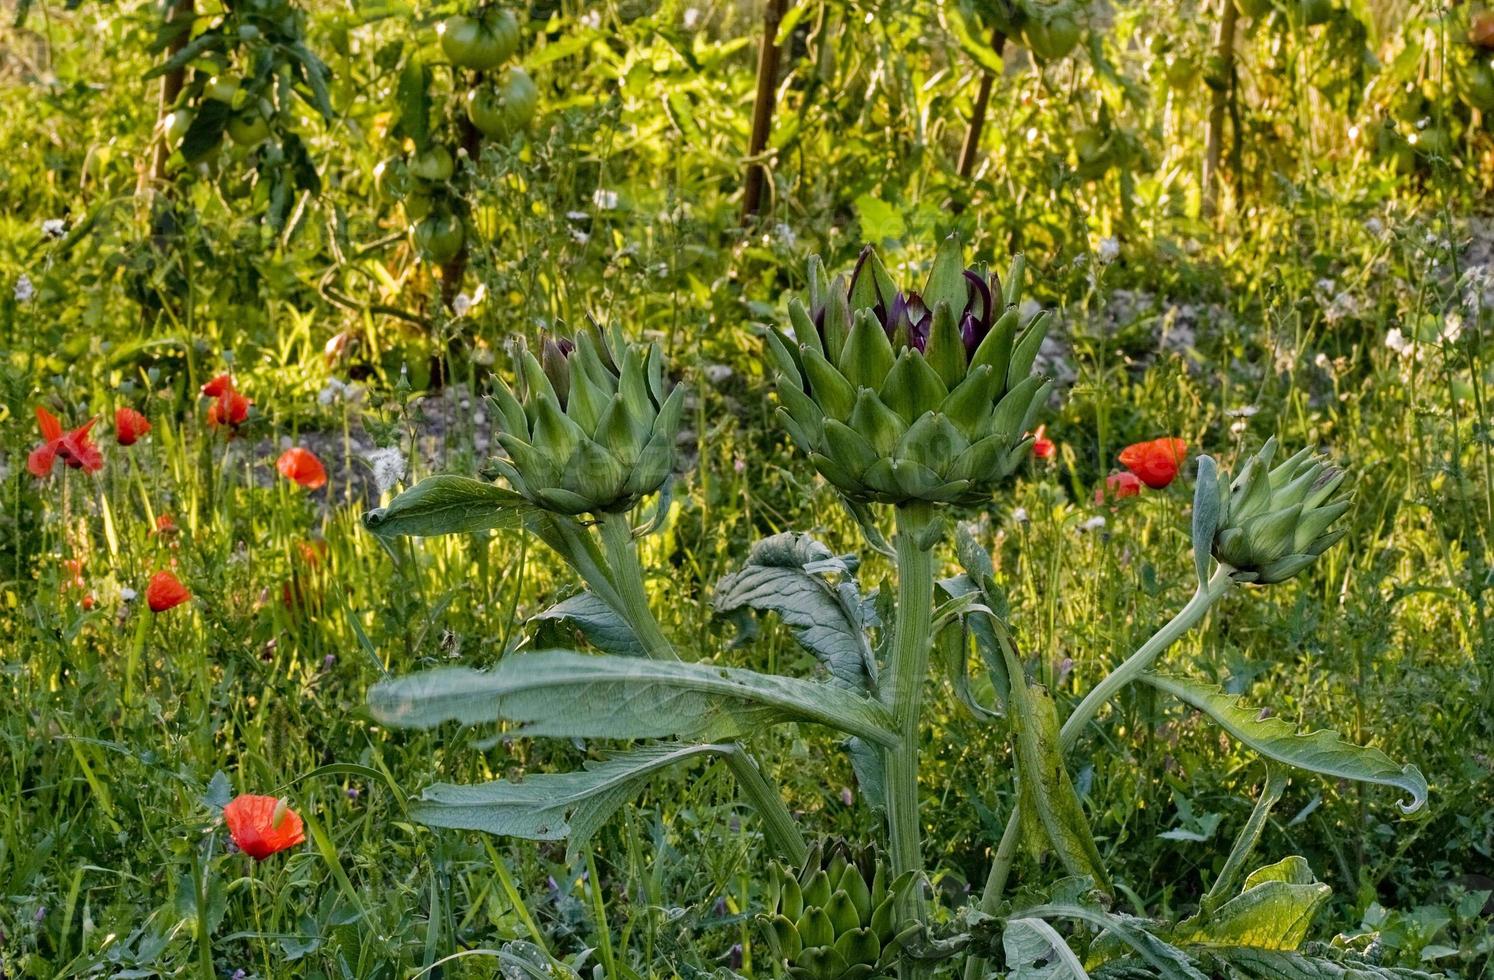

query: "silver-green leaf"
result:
(531, 591), (644, 657)
(1140, 673), (1427, 813)
(368, 650), (897, 745)
(363, 475), (536, 538)
(1193, 454), (1221, 587)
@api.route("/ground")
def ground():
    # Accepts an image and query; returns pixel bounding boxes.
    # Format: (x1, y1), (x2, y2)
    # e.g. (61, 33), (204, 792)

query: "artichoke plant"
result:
(767, 237), (1053, 506)
(1212, 439), (1351, 583)
(764, 842), (916, 980)
(488, 325), (684, 515)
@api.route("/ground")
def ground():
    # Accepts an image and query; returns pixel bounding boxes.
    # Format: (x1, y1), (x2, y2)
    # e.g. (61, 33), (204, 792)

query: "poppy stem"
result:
(123, 605), (151, 708)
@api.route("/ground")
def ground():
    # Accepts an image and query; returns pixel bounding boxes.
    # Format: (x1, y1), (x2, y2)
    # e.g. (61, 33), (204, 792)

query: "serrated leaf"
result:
(1176, 857), (1331, 951)
(202, 770), (232, 811)
(713, 533), (876, 692)
(1140, 674), (1427, 814)
(1026, 903), (1208, 980)
(531, 591), (644, 657)
(413, 742), (732, 861)
(1005, 917), (1091, 979)
(362, 476), (537, 538)
(1199, 945), (1441, 979)
(368, 650), (897, 745)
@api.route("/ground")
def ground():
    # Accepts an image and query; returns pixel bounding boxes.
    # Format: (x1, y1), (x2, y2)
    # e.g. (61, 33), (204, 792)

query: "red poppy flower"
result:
(1095, 471), (1144, 505)
(224, 794), (305, 860)
(115, 407), (152, 446)
(1118, 437), (1188, 489)
(206, 390), (251, 429)
(201, 374), (235, 398)
(277, 448), (327, 490)
(146, 570), (190, 613)
(28, 406), (104, 477)
(1030, 424), (1056, 460)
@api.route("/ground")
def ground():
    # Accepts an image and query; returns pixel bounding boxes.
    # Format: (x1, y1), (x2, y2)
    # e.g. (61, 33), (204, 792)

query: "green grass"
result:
(3, 0), (1493, 977)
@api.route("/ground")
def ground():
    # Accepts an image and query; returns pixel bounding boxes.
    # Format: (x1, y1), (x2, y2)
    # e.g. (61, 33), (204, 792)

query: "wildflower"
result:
(1095, 471), (1144, 504)
(28, 407), (104, 477)
(121, 587), (138, 602)
(277, 448), (328, 490)
(203, 374), (251, 430)
(1030, 424), (1055, 460)
(146, 571), (190, 613)
(1012, 506), (1029, 524)
(364, 446), (407, 495)
(1096, 237), (1120, 263)
(1080, 514), (1107, 532)
(223, 794), (306, 860)
(683, 6), (701, 28)
(115, 407), (151, 446)
(1384, 328), (1413, 359)
(1118, 437), (1187, 489)
(15, 273), (34, 303)
(154, 513), (179, 537)
(41, 218), (66, 239)
(592, 188), (619, 210)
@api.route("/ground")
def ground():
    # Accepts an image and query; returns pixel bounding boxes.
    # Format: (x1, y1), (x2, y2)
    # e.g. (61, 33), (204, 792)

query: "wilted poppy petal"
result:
(1095, 471), (1144, 505)
(277, 448), (328, 490)
(146, 570), (190, 613)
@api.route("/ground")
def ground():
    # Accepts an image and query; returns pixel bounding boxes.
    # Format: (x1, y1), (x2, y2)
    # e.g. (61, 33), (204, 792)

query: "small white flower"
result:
(773, 222), (796, 249)
(1384, 328), (1412, 357)
(1226, 405), (1259, 418)
(580, 9), (601, 29)
(1441, 313), (1463, 345)
(1080, 515), (1107, 533)
(565, 210), (590, 222)
(571, 229), (591, 245)
(14, 273), (34, 303)
(364, 446), (408, 496)
(1314, 352), (1332, 370)
(1230, 418), (1249, 436)
(1012, 507), (1029, 524)
(1096, 237), (1120, 263)
(41, 219), (66, 239)
(683, 7), (701, 28)
(1364, 217), (1384, 236)
(121, 587), (138, 602)
(452, 293), (473, 318)
(704, 364), (733, 384)
(1314, 278), (1335, 295)
(592, 188), (620, 210)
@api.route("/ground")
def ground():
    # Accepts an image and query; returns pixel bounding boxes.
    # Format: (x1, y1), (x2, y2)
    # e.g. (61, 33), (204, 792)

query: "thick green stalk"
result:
(1200, 765), (1286, 916)
(882, 503), (938, 961)
(596, 511), (679, 661)
(724, 746), (809, 866)
(964, 564), (1233, 979)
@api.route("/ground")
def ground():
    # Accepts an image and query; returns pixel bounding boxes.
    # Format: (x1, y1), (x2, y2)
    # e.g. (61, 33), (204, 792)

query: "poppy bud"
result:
(1211, 439), (1351, 583)
(771, 236), (1053, 506)
(489, 326), (682, 515)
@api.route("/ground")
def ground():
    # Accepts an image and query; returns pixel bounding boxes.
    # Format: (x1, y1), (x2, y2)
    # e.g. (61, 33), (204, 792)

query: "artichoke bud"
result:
(492, 330), (680, 514)
(760, 841), (912, 979)
(1213, 441), (1351, 583)
(774, 238), (1056, 506)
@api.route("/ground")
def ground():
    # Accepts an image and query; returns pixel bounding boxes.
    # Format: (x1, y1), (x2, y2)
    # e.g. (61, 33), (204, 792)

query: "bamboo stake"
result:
(742, 0), (790, 224)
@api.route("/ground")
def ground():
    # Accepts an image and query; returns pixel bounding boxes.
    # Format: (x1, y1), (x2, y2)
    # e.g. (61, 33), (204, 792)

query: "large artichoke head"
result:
(768, 236), (1054, 507)
(488, 325), (684, 515)
(763, 841), (917, 980)
(1212, 439), (1351, 584)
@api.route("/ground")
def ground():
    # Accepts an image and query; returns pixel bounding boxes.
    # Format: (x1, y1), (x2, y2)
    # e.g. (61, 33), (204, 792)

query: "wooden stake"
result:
(1202, 0), (1238, 219)
(957, 27), (1008, 181)
(742, 0), (790, 224)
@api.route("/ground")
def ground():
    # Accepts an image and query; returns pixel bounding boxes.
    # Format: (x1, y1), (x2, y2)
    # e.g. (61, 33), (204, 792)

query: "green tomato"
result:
(373, 158), (409, 200)
(204, 73), (241, 104)
(1022, 10), (1081, 61)
(409, 145), (454, 182)
(1164, 54), (1198, 88)
(439, 9), (520, 70)
(1412, 126), (1452, 157)
(164, 108), (194, 145)
(1074, 128), (1116, 179)
(227, 109), (271, 147)
(403, 187), (434, 221)
(466, 66), (539, 139)
(412, 211), (465, 264)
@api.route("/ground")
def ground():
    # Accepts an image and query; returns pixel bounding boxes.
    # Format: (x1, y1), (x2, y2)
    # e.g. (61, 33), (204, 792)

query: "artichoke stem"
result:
(596, 511), (679, 662)
(723, 746), (808, 866)
(882, 501), (939, 966)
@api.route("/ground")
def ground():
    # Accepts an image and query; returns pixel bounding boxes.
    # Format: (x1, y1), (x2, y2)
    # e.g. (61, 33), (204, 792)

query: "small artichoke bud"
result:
(770, 236), (1055, 507)
(759, 840), (916, 979)
(1213, 439), (1351, 583)
(489, 327), (683, 515)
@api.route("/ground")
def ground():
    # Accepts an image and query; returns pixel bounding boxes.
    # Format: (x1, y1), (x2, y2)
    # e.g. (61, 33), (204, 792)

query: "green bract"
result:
(488, 327), (684, 515)
(1212, 439), (1351, 584)
(769, 236), (1054, 506)
(763, 842), (916, 980)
